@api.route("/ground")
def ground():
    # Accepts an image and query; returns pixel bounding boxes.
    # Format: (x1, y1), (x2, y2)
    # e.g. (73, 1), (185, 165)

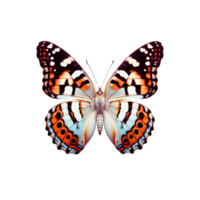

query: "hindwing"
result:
(104, 100), (154, 154)
(46, 100), (96, 154)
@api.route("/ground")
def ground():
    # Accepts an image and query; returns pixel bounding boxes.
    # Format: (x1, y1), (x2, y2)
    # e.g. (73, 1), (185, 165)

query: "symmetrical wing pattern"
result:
(37, 41), (163, 155)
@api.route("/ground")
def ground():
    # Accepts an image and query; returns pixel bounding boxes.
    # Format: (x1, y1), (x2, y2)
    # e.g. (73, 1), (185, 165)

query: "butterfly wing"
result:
(104, 100), (154, 154)
(37, 41), (96, 100)
(104, 41), (163, 100)
(36, 41), (99, 154)
(46, 100), (96, 154)
(103, 42), (163, 153)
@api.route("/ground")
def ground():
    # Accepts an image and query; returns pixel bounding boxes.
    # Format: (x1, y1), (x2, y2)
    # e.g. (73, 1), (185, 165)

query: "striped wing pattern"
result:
(104, 41), (163, 100)
(37, 41), (96, 100)
(103, 41), (163, 154)
(104, 100), (154, 154)
(37, 41), (163, 154)
(45, 100), (96, 154)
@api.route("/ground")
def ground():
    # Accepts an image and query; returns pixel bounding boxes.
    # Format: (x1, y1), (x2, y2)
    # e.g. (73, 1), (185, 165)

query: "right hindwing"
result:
(103, 100), (154, 154)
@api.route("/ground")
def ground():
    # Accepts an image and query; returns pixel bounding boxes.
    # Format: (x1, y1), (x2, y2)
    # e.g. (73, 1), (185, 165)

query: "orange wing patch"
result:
(75, 77), (90, 91)
(51, 79), (74, 86)
(81, 84), (90, 91)
(147, 80), (152, 86)
(110, 83), (119, 91)
(146, 73), (151, 79)
(59, 71), (71, 79)
(46, 107), (84, 154)
(110, 77), (125, 91)
(48, 106), (63, 124)
(51, 86), (61, 94)
(61, 132), (82, 153)
(126, 71), (143, 86)
(76, 77), (87, 87)
(136, 108), (150, 124)
(56, 126), (69, 141)
(118, 105), (150, 151)
(52, 119), (64, 134)
(129, 71), (142, 79)
(140, 86), (149, 94)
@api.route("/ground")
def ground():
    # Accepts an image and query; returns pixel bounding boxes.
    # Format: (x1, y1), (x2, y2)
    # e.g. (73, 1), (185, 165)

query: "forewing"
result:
(104, 41), (163, 99)
(36, 41), (96, 100)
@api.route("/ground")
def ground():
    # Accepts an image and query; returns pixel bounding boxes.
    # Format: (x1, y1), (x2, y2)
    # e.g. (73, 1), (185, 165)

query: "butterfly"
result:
(36, 41), (164, 154)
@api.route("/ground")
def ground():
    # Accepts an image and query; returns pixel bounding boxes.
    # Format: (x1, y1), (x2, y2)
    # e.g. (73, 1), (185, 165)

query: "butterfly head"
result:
(97, 88), (103, 96)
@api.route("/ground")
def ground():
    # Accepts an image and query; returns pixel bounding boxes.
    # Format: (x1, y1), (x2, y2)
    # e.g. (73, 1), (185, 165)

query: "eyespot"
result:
(57, 122), (62, 128)
(138, 112), (144, 119)
(56, 112), (62, 119)
(122, 136), (129, 145)
(61, 129), (66, 135)
(129, 134), (133, 139)
(134, 129), (139, 135)
(137, 122), (143, 128)
(71, 136), (78, 145)
(66, 135), (70, 139)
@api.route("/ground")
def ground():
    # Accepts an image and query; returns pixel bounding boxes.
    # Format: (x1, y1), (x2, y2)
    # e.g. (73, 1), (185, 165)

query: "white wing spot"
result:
(63, 86), (73, 95)
(51, 57), (54, 60)
(140, 48), (145, 52)
(47, 43), (53, 48)
(145, 61), (150, 66)
(126, 79), (132, 85)
(54, 69), (56, 72)
(146, 57), (149, 60)
(68, 79), (73, 85)
(128, 58), (140, 67)
(60, 57), (73, 67)
(48, 53), (51, 56)
(144, 69), (146, 71)
(72, 70), (83, 79)
(54, 48), (60, 52)
(147, 43), (153, 49)
(126, 57), (132, 61)
(51, 48), (60, 55)
(50, 61), (55, 66)
(141, 48), (148, 54)
(127, 86), (137, 95)
(117, 70), (128, 79)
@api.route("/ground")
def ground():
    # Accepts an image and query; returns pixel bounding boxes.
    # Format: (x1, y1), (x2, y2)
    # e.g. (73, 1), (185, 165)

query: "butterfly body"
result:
(37, 41), (163, 154)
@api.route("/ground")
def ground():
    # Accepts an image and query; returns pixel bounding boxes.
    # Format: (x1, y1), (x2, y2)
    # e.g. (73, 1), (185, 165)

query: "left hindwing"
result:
(104, 41), (163, 100)
(46, 100), (96, 154)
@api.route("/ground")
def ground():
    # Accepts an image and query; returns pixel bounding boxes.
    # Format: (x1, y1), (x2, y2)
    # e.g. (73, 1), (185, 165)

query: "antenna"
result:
(84, 59), (100, 89)
(100, 59), (116, 90)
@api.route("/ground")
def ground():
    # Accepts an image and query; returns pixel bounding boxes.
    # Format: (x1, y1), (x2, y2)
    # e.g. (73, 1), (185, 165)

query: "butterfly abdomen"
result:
(97, 114), (103, 135)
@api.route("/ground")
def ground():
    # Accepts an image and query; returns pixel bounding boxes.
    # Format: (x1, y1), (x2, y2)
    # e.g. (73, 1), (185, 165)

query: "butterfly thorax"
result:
(95, 92), (109, 114)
